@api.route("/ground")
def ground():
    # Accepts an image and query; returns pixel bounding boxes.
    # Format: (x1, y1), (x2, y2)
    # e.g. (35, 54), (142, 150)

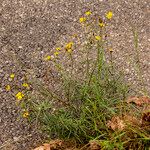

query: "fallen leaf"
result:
(142, 111), (150, 124)
(49, 139), (62, 149)
(123, 115), (140, 126)
(89, 140), (101, 150)
(33, 146), (45, 150)
(43, 144), (50, 150)
(107, 116), (125, 131)
(126, 96), (150, 106)
(33, 140), (63, 150)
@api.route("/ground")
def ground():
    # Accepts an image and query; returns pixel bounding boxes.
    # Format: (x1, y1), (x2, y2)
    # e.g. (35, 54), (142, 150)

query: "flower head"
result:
(79, 17), (86, 23)
(99, 22), (105, 27)
(22, 83), (29, 88)
(95, 36), (101, 41)
(16, 92), (24, 101)
(65, 42), (73, 49)
(109, 48), (113, 52)
(6, 85), (11, 91)
(65, 42), (73, 53)
(22, 111), (29, 118)
(106, 11), (113, 19)
(85, 11), (92, 16)
(54, 51), (59, 57)
(10, 74), (15, 79)
(44, 55), (51, 61)
(56, 47), (61, 51)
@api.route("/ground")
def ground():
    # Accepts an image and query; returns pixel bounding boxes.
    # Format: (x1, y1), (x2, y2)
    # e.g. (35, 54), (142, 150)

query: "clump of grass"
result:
(20, 11), (149, 149)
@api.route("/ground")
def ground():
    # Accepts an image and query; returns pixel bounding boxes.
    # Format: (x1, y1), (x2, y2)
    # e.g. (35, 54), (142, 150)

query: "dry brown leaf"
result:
(33, 140), (63, 150)
(33, 144), (50, 150)
(123, 115), (140, 126)
(33, 146), (45, 150)
(49, 139), (62, 149)
(107, 116), (125, 131)
(89, 140), (101, 150)
(126, 96), (150, 106)
(142, 111), (150, 124)
(43, 144), (51, 150)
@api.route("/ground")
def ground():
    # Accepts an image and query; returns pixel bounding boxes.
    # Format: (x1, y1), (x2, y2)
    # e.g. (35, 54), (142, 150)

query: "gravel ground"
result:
(0, 0), (149, 149)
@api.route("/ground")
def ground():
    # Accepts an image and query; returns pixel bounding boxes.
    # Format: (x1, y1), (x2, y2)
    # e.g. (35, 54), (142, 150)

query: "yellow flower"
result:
(6, 85), (11, 91)
(22, 83), (29, 88)
(99, 22), (105, 27)
(16, 92), (24, 101)
(56, 47), (61, 51)
(65, 42), (73, 50)
(22, 111), (29, 118)
(54, 51), (59, 57)
(10, 74), (15, 79)
(85, 11), (92, 16)
(44, 55), (51, 61)
(106, 11), (113, 19)
(79, 17), (86, 23)
(95, 36), (101, 41)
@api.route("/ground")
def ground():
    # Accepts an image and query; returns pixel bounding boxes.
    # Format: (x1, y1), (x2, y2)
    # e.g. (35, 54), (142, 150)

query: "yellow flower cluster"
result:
(44, 42), (74, 61)
(44, 47), (62, 61)
(43, 10), (114, 63)
(79, 11), (92, 23)
(16, 92), (24, 101)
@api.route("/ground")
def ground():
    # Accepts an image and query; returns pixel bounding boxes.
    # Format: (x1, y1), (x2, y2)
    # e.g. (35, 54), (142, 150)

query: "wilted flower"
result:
(6, 85), (11, 91)
(109, 48), (113, 52)
(22, 111), (29, 118)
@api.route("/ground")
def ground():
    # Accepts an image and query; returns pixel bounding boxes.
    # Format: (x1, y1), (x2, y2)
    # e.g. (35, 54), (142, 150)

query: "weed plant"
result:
(21, 11), (149, 149)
